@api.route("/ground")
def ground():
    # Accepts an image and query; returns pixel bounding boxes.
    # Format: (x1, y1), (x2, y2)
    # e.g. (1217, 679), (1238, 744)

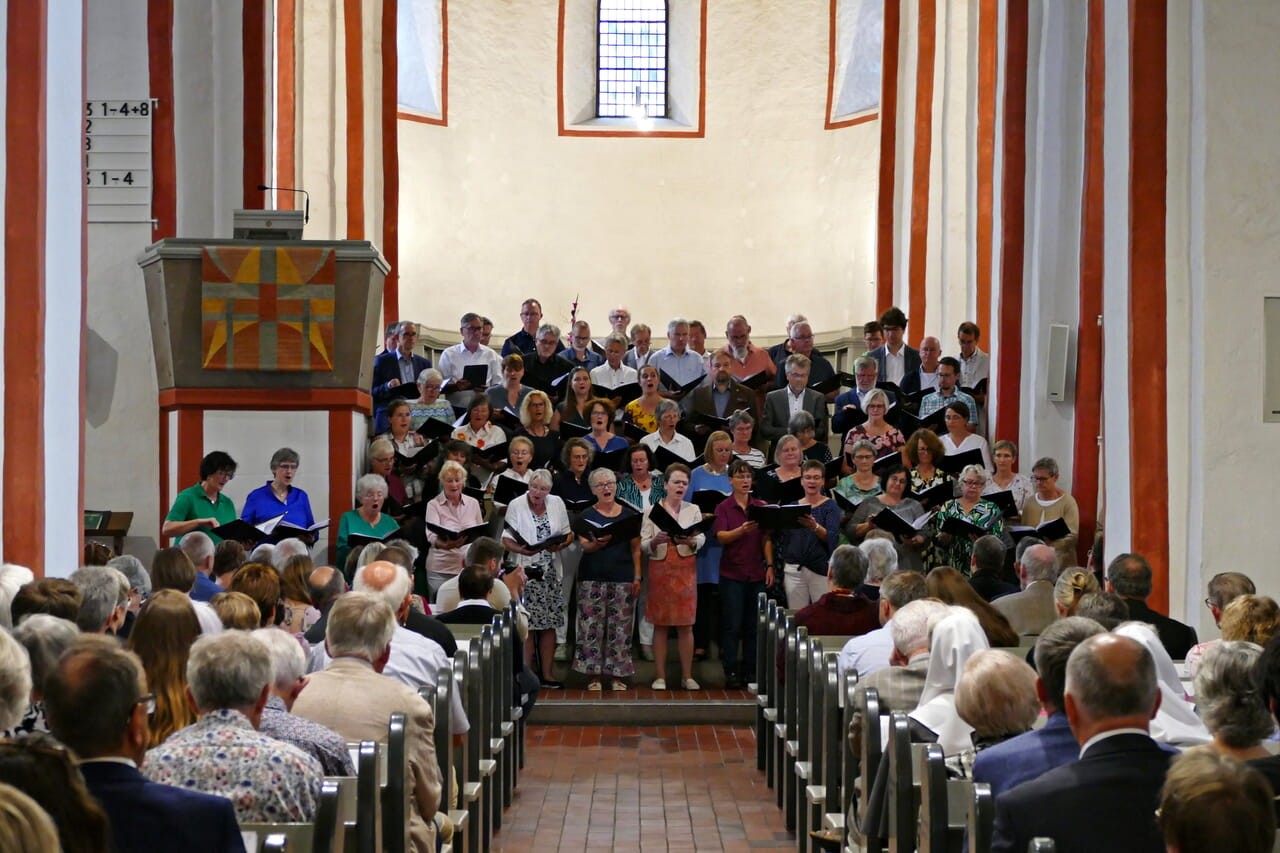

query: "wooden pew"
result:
(241, 777), (343, 853)
(751, 592), (773, 773)
(967, 783), (993, 853)
(918, 743), (969, 853)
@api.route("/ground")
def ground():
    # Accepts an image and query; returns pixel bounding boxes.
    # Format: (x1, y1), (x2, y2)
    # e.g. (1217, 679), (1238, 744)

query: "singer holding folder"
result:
(162, 451), (239, 544)
(240, 448), (315, 539)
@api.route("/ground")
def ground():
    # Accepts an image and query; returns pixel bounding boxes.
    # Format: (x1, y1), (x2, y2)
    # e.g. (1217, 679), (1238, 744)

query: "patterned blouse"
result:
(616, 474), (666, 510)
(408, 399), (455, 431)
(927, 498), (1005, 572)
(143, 708), (322, 823)
(259, 695), (356, 777)
(623, 400), (660, 434)
(842, 425), (907, 458)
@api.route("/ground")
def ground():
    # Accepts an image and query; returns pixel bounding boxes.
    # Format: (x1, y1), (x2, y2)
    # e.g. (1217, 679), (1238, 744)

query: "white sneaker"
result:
(682, 678), (701, 690)
(651, 678), (667, 690)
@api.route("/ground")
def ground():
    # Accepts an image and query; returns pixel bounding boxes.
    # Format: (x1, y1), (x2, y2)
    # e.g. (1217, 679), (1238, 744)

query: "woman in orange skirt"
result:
(640, 463), (706, 690)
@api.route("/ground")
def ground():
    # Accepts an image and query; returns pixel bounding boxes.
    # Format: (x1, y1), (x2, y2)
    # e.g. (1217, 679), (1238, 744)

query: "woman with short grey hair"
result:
(336, 473), (399, 573)
(240, 447), (318, 541)
(5, 616), (77, 736)
(928, 464), (1003, 572)
(1193, 640), (1274, 760)
(639, 399), (696, 464)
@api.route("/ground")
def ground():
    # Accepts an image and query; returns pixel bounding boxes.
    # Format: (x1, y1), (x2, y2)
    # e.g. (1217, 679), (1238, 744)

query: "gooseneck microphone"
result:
(257, 184), (310, 224)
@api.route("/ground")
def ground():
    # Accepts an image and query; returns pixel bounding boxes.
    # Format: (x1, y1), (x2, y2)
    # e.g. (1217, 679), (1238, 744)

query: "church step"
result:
(530, 696), (756, 726)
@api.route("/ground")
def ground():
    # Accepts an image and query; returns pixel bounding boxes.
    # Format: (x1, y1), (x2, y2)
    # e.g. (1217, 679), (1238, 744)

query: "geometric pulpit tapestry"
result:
(200, 246), (336, 371)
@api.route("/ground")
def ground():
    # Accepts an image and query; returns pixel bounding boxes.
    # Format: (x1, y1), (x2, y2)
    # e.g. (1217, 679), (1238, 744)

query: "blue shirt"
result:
(191, 572), (222, 603)
(971, 711), (1079, 799)
(686, 466), (730, 583)
(241, 482), (316, 528)
(918, 388), (978, 423)
(648, 348), (707, 387)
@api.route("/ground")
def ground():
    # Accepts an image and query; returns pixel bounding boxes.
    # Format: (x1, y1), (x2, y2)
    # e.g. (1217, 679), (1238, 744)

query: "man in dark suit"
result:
(866, 306), (921, 387)
(303, 564), (346, 645)
(44, 636), (245, 853)
(761, 353), (829, 444)
(685, 350), (758, 427)
(991, 632), (1172, 853)
(770, 321), (837, 392)
(973, 616), (1104, 798)
(435, 564), (500, 625)
(371, 320), (432, 433)
(831, 356), (896, 436)
(1106, 553), (1198, 660)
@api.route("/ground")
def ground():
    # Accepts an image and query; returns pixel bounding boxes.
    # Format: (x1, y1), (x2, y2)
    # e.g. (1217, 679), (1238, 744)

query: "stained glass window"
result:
(597, 0), (668, 119)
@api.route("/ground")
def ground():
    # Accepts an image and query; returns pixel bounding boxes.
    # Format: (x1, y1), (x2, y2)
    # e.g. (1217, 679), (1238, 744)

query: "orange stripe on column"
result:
(5, 0), (48, 573)
(974, 0), (997, 337)
(328, 411), (355, 565)
(242, 0), (267, 207)
(381, 0), (399, 320)
(159, 409), (170, 545)
(994, 0), (1028, 444)
(1128, 0), (1169, 611)
(875, 0), (901, 312)
(147, 0), (176, 238)
(275, 0), (296, 208)
(344, 0), (364, 239)
(906, 0), (937, 345)
(1072, 0), (1105, 566)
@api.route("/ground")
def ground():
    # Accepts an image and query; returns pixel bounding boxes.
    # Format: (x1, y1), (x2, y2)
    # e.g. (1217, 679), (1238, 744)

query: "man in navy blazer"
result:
(991, 632), (1173, 853)
(866, 306), (921, 387)
(372, 320), (432, 433)
(831, 356), (896, 436)
(973, 617), (1103, 798)
(44, 636), (245, 853)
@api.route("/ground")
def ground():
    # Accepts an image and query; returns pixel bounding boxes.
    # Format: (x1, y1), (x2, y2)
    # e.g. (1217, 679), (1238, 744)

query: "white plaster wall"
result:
(363, 0), (384, 244)
(83, 0), (163, 565)
(1017, 0), (1083, 488)
(396, 0), (881, 336)
(929, 0), (972, 342)
(1187, 0), (1280, 622)
(297, 0), (346, 240)
(892, 0), (919, 307)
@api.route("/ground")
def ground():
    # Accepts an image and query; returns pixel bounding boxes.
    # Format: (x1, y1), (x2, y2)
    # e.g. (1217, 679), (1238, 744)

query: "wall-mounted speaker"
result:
(1046, 323), (1071, 402)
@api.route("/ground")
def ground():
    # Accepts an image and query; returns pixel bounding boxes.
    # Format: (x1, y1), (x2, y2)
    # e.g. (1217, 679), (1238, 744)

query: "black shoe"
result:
(724, 674), (744, 690)
(541, 679), (563, 689)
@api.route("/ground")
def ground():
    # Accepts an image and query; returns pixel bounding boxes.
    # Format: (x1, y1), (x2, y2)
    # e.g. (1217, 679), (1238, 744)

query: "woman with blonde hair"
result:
(126, 589), (201, 747)
(1220, 595), (1280, 647)
(1053, 568), (1100, 616)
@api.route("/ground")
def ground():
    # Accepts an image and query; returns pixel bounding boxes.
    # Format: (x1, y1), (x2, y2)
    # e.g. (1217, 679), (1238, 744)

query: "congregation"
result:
(0, 301), (1274, 853)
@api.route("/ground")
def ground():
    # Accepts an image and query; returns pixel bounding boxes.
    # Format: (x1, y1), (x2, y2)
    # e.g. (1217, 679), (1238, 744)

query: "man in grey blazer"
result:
(761, 353), (829, 444)
(993, 542), (1059, 634)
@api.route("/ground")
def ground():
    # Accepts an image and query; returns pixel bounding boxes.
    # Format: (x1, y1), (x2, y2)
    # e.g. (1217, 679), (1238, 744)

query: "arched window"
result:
(597, 0), (668, 119)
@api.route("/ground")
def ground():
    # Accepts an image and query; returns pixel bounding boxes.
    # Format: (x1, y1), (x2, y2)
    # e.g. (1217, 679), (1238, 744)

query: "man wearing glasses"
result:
(438, 311), (503, 406)
(868, 306), (921, 386)
(503, 298), (563, 357)
(372, 320), (432, 432)
(563, 320), (605, 370)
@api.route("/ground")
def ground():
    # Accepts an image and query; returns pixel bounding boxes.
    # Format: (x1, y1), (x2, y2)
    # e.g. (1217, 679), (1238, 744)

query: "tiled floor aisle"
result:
(495, 725), (796, 852)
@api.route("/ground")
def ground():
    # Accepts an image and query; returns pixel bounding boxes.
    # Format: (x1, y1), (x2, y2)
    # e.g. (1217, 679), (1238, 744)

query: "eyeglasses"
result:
(218, 470), (236, 480)
(275, 463), (298, 471)
(137, 693), (157, 715)
(464, 325), (483, 332)
(960, 479), (983, 487)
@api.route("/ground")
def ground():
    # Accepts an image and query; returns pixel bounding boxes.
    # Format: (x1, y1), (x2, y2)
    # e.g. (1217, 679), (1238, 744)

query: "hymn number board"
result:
(85, 99), (154, 225)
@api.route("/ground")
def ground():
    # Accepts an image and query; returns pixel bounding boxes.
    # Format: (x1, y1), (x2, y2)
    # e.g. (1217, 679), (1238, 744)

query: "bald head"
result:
(1064, 633), (1159, 740)
(307, 565), (344, 608)
(1021, 543), (1059, 585)
(353, 560), (412, 617)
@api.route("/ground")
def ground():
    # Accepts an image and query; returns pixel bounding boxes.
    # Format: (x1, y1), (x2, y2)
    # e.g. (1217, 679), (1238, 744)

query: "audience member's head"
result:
(467, 536), (506, 571)
(954, 649), (1040, 740)
(1105, 553), (1153, 600)
(1063, 633), (1159, 739)
(0, 632), (31, 733)
(279, 554), (315, 606)
(271, 539), (310, 573)
(10, 578), (81, 626)
(186, 632), (273, 723)
(247, 543), (276, 565)
(1193, 641), (1273, 751)
(209, 591), (261, 630)
(1053, 569), (1100, 617)
(251, 627), (308, 709)
(306, 566), (345, 609)
(1013, 536), (1044, 567)
(879, 570), (928, 625)
(1019, 544), (1058, 587)
(83, 541), (113, 567)
(1219, 595), (1280, 648)
(1033, 616), (1105, 713)
(859, 538), (897, 584)
(150, 547), (197, 595)
(828, 545), (867, 591)
(1074, 591), (1130, 630)
(178, 531), (215, 576)
(1205, 571), (1256, 626)
(45, 636), (149, 762)
(211, 540), (247, 586)
(228, 563), (282, 627)
(125, 590), (200, 747)
(969, 535), (1005, 577)
(926, 566), (1019, 647)
(68, 566), (129, 634)
(353, 561), (412, 620)
(0, 565), (34, 633)
(0, 732), (111, 853)
(106, 555), (149, 609)
(0, 782), (61, 853)
(379, 543), (417, 574)
(1253, 633), (1280, 728)
(324, 593), (395, 667)
(1159, 750), (1275, 853)
(457, 565), (495, 603)
(889, 599), (950, 660)
(11, 615), (78, 703)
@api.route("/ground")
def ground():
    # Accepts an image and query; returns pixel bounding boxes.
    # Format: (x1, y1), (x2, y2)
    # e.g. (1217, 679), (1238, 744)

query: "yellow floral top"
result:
(624, 400), (660, 434)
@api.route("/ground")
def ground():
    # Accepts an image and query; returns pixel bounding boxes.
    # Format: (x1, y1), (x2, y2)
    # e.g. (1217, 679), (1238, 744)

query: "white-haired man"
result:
(856, 537), (898, 601)
(178, 531), (220, 602)
(68, 566), (129, 635)
(293, 593), (443, 853)
(648, 317), (707, 393)
(993, 542), (1059, 635)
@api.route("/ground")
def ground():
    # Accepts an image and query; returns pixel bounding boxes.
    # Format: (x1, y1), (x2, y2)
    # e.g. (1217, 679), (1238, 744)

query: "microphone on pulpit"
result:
(257, 184), (310, 224)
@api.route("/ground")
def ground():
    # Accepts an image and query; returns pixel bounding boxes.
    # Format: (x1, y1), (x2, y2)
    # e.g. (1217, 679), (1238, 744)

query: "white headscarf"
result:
(1116, 622), (1211, 747)
(909, 607), (990, 754)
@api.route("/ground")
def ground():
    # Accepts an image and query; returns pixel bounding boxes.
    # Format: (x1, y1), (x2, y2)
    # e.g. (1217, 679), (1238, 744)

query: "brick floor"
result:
(494, 725), (795, 852)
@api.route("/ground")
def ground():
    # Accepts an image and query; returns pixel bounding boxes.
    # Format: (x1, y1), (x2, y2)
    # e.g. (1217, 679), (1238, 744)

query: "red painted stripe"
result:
(974, 0), (997, 338)
(875, 0), (900, 313)
(275, 0), (296, 208)
(159, 408), (170, 546)
(175, 409), (205, 540)
(344, 0), (364, 237)
(148, 0), (176, 238)
(242, 0), (267, 207)
(1072, 0), (1105, 566)
(5, 0), (48, 572)
(994, 0), (1028, 444)
(906, 0), (937, 346)
(1128, 0), (1169, 610)
(328, 410), (355, 565)
(382, 0), (399, 320)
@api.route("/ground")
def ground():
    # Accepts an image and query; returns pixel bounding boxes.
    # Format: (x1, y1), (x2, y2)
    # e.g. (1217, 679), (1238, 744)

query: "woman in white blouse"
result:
(940, 401), (993, 471)
(639, 399), (696, 464)
(453, 393), (507, 484)
(502, 468), (574, 688)
(984, 439), (1033, 519)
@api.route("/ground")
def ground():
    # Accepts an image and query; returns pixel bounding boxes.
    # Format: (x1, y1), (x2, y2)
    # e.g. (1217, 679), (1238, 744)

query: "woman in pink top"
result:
(424, 460), (485, 599)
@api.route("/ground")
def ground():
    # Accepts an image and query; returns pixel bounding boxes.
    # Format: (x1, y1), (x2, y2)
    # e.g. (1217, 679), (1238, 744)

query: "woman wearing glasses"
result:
(1018, 457), (1079, 565)
(160, 451), (239, 544)
(240, 448), (316, 541)
(928, 464), (1005, 572)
